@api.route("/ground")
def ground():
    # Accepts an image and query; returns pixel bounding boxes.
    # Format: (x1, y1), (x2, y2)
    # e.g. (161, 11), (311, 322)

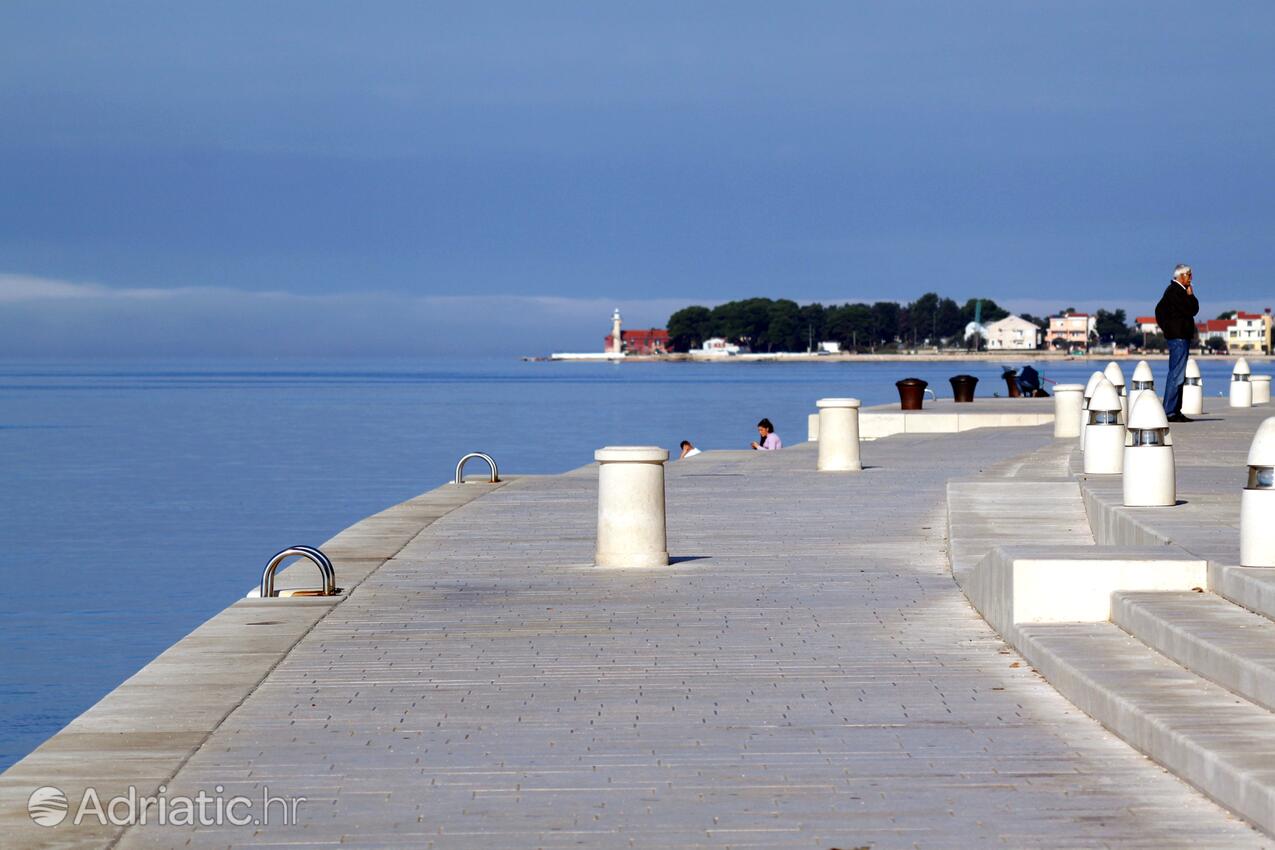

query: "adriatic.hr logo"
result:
(27, 786), (70, 827)
(25, 783), (305, 828)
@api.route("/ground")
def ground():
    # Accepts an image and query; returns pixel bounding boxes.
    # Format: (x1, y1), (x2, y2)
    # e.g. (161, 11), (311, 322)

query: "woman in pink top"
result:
(750, 418), (782, 451)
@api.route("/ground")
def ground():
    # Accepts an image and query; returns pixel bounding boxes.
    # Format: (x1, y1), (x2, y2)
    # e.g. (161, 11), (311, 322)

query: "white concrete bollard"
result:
(1053, 384), (1085, 438)
(1254, 375), (1271, 405)
(594, 446), (669, 568)
(816, 397), (862, 471)
(1231, 358), (1253, 408)
(1084, 379), (1124, 475)
(1080, 370), (1105, 450)
(1123, 392), (1176, 507)
(808, 412), (820, 442)
(1181, 357), (1204, 416)
(1104, 361), (1127, 421)
(1129, 360), (1155, 413)
(1242, 417), (1275, 566)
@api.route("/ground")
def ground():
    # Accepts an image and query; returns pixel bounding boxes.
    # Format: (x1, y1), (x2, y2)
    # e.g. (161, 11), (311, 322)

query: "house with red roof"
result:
(606, 327), (669, 355)
(1194, 310), (1272, 353)
(1229, 310), (1272, 353)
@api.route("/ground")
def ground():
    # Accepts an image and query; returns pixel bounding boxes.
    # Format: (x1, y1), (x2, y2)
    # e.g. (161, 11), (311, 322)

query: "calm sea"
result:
(0, 355), (1254, 769)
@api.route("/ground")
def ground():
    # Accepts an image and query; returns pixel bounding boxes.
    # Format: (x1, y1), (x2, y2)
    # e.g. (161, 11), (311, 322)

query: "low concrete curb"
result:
(861, 398), (1054, 441)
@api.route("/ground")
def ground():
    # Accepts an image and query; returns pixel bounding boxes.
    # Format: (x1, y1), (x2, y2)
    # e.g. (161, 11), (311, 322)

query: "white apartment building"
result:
(985, 315), (1042, 350)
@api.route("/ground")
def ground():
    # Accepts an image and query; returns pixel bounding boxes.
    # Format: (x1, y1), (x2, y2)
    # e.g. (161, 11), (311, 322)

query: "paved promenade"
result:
(87, 425), (1262, 848)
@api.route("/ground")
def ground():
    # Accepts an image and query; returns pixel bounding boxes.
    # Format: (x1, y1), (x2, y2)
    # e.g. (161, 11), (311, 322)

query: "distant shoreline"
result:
(530, 351), (1271, 363)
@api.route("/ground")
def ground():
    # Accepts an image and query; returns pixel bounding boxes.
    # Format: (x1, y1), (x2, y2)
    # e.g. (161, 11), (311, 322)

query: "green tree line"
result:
(668, 299), (1248, 353)
(667, 295), (1017, 352)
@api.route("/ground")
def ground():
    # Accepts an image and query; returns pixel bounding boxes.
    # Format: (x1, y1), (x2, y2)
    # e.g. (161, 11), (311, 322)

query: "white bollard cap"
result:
(1248, 418), (1275, 466)
(1235, 358), (1252, 376)
(1255, 375), (1272, 383)
(1104, 361), (1126, 389)
(816, 397), (861, 408)
(1084, 370), (1106, 399)
(595, 446), (669, 463)
(1186, 357), (1201, 379)
(1132, 360), (1154, 382)
(1128, 391), (1170, 429)
(1089, 379), (1121, 412)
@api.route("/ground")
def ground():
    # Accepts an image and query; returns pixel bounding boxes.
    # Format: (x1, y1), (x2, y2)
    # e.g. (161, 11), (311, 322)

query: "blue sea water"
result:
(0, 355), (1256, 769)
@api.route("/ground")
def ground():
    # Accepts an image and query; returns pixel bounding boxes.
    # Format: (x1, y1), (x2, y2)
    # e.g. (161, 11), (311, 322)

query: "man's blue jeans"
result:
(1164, 338), (1190, 416)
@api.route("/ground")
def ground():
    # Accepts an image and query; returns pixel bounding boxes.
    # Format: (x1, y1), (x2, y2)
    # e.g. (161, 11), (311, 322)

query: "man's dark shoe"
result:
(1168, 413), (1193, 423)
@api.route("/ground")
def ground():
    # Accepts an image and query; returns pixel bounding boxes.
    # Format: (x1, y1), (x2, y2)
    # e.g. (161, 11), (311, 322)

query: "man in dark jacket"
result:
(1154, 264), (1199, 421)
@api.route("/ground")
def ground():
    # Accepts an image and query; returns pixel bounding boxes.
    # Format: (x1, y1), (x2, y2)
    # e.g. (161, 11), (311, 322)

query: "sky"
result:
(1, 1), (1273, 356)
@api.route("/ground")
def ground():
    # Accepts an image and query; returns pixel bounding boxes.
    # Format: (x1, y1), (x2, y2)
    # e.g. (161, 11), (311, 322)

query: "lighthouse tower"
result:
(610, 308), (623, 354)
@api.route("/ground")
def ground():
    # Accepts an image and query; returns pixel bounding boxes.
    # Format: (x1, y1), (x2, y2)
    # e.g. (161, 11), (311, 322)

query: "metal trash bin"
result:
(949, 374), (979, 403)
(896, 378), (928, 410)
(999, 369), (1020, 400)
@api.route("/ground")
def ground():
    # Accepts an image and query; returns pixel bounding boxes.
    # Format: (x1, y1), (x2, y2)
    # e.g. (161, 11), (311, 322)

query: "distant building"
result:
(1197, 318), (1234, 345)
(1229, 311), (1272, 353)
(985, 315), (1042, 350)
(603, 309), (669, 355)
(1193, 310), (1272, 353)
(1045, 313), (1096, 350)
(701, 337), (745, 355)
(1134, 316), (1160, 335)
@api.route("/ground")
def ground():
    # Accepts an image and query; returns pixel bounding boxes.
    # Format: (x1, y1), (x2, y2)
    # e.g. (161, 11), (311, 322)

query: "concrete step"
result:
(1114, 590), (1275, 713)
(958, 544), (1205, 643)
(1018, 620), (1275, 837)
(1212, 563), (1275, 623)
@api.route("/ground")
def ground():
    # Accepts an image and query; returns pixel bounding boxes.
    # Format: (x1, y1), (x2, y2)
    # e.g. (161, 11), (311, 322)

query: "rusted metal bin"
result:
(896, 378), (928, 410)
(1002, 369), (1022, 398)
(949, 374), (979, 403)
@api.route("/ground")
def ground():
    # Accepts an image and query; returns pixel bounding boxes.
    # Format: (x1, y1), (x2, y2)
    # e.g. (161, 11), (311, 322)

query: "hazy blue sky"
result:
(2, 2), (1272, 355)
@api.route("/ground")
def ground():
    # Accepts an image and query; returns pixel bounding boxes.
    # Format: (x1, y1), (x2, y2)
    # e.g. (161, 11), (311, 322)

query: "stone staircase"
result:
(948, 442), (1275, 837)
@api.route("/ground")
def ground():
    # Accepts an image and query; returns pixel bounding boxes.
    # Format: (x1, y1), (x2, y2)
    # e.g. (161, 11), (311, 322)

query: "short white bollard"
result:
(1254, 375), (1271, 405)
(1123, 392), (1176, 507)
(594, 446), (669, 568)
(1242, 417), (1275, 566)
(816, 397), (862, 471)
(808, 412), (820, 442)
(1053, 384), (1085, 438)
(1104, 361), (1127, 421)
(1231, 358), (1253, 408)
(1080, 370), (1105, 450)
(1129, 360), (1155, 413)
(1084, 379), (1124, 474)
(1181, 357), (1204, 416)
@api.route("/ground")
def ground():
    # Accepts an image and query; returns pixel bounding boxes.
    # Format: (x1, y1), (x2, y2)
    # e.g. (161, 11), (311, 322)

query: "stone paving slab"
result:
(102, 426), (1264, 848)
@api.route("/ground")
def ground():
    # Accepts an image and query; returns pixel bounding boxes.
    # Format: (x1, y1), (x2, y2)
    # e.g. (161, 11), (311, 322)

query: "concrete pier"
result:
(2, 405), (1269, 847)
